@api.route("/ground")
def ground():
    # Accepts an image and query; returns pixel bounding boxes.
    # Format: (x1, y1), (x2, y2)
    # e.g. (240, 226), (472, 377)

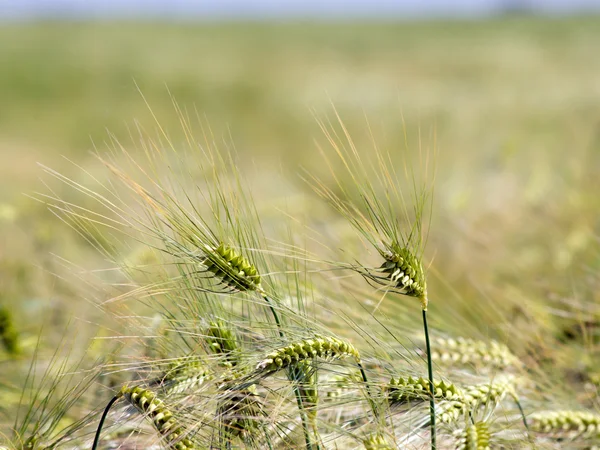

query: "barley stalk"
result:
(388, 376), (463, 405)
(388, 376), (521, 425)
(253, 336), (361, 449)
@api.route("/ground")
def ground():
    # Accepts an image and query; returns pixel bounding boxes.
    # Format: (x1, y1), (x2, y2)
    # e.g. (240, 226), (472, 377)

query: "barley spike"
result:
(363, 434), (394, 450)
(455, 422), (491, 450)
(431, 337), (519, 369)
(217, 384), (263, 441)
(121, 385), (197, 449)
(255, 336), (360, 374)
(156, 358), (211, 394)
(530, 410), (600, 439)
(200, 242), (261, 292)
(388, 376), (463, 404)
(379, 244), (427, 302)
(206, 319), (240, 368)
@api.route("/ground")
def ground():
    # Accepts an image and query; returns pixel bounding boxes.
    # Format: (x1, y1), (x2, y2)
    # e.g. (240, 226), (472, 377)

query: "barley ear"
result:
(363, 433), (394, 450)
(121, 385), (197, 449)
(379, 244), (427, 306)
(530, 410), (600, 439)
(454, 422), (491, 450)
(206, 319), (240, 368)
(156, 358), (211, 394)
(255, 336), (360, 376)
(431, 337), (519, 370)
(217, 384), (263, 444)
(201, 242), (262, 293)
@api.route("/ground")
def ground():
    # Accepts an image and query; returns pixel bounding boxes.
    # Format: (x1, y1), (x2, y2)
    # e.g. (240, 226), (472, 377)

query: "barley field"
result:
(1, 17), (600, 449)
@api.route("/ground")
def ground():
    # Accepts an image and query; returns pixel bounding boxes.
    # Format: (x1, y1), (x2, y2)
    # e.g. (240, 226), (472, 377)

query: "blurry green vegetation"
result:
(0, 17), (600, 446)
(1, 18), (600, 185)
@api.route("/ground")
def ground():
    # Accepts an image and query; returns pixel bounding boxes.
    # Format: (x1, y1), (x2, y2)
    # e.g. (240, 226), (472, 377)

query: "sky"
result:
(2, 0), (600, 19)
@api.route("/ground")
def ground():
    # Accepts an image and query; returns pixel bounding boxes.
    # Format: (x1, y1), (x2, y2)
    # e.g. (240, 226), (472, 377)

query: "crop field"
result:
(1, 16), (600, 449)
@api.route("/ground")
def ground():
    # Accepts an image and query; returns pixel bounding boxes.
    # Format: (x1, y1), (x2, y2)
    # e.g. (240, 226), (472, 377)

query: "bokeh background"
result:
(1, 0), (600, 399)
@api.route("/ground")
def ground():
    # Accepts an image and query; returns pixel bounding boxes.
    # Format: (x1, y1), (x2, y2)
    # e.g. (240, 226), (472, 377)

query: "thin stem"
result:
(513, 395), (535, 448)
(262, 294), (284, 338)
(422, 308), (436, 450)
(513, 396), (529, 431)
(468, 410), (475, 425)
(263, 423), (274, 450)
(91, 394), (121, 450)
(290, 366), (315, 450)
(263, 294), (314, 449)
(357, 361), (379, 418)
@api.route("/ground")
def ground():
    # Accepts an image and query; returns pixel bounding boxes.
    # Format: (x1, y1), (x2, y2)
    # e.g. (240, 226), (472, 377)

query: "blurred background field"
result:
(1, 13), (600, 445)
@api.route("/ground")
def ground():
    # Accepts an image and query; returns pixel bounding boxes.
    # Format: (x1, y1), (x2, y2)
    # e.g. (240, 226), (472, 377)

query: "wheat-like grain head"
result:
(462, 376), (517, 410)
(155, 358), (211, 395)
(387, 376), (467, 424)
(362, 433), (394, 449)
(120, 385), (197, 449)
(206, 319), (240, 368)
(454, 421), (491, 450)
(387, 376), (463, 405)
(378, 243), (427, 307)
(431, 337), (519, 370)
(217, 384), (263, 441)
(530, 410), (600, 439)
(198, 242), (262, 293)
(255, 336), (360, 375)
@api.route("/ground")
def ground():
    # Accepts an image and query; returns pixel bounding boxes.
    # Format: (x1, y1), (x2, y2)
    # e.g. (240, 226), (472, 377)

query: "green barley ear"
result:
(431, 337), (519, 370)
(530, 410), (600, 439)
(462, 376), (516, 410)
(217, 384), (263, 442)
(120, 385), (197, 449)
(206, 319), (240, 368)
(200, 242), (262, 293)
(388, 376), (466, 424)
(379, 243), (428, 309)
(0, 305), (19, 355)
(157, 357), (211, 394)
(454, 422), (491, 450)
(255, 336), (360, 375)
(362, 433), (394, 450)
(388, 376), (463, 404)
